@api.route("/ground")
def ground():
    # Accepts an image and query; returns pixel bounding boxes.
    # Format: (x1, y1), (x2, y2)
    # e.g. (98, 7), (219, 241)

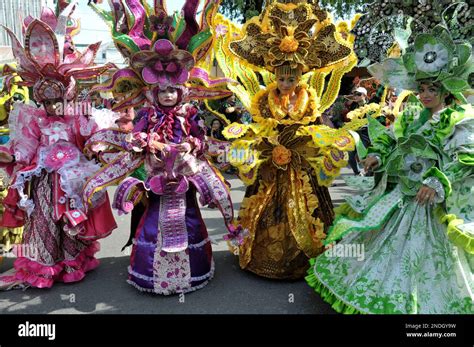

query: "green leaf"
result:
(414, 34), (437, 51)
(403, 52), (416, 73)
(436, 71), (452, 82)
(456, 43), (472, 67)
(415, 70), (438, 80)
(435, 25), (456, 53)
(442, 77), (470, 93)
(394, 27), (411, 53)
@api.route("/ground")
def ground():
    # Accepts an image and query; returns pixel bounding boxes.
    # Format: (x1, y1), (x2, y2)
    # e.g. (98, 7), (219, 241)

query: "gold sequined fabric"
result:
(238, 165), (334, 280)
(230, 0), (352, 72)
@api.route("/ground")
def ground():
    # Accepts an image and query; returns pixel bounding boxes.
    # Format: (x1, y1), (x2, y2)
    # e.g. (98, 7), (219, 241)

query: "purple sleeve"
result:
(132, 108), (151, 133)
(188, 108), (205, 140)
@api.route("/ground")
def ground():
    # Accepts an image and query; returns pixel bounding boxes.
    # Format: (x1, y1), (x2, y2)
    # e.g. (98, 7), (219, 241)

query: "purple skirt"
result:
(127, 186), (213, 295)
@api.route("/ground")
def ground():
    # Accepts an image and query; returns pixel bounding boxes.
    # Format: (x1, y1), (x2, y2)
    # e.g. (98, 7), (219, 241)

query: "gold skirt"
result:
(238, 166), (334, 279)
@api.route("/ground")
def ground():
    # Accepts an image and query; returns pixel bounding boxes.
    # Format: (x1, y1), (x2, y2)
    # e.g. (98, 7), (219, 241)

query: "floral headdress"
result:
(2, 1), (113, 103)
(89, 0), (233, 111)
(352, 1), (473, 97)
(229, 0), (352, 76)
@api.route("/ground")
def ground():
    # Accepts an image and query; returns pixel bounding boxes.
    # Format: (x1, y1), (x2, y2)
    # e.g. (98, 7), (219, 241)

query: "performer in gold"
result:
(210, 0), (365, 279)
(0, 64), (29, 250)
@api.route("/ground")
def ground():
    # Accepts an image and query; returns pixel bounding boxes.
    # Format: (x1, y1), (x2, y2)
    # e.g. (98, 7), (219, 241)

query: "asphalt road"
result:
(0, 169), (355, 314)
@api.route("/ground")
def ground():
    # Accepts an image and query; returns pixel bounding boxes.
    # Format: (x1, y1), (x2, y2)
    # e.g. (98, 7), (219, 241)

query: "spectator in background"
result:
(219, 94), (243, 123)
(344, 87), (371, 175)
(207, 118), (226, 140)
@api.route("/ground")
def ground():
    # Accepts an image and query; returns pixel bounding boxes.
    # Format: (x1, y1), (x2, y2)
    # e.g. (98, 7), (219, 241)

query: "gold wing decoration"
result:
(216, 1), (359, 115)
(212, 2), (369, 186)
(205, 14), (266, 111)
(223, 116), (370, 187)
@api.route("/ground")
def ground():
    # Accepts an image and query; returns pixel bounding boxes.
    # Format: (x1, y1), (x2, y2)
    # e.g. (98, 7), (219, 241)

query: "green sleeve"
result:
(366, 116), (396, 166)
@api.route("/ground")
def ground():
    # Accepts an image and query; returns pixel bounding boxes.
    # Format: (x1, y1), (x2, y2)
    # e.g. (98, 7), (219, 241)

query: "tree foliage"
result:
(218, 0), (370, 22)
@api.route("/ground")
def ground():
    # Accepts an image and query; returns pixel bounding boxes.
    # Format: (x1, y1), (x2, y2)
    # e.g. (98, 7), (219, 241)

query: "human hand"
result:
(360, 156), (379, 172)
(415, 185), (436, 206)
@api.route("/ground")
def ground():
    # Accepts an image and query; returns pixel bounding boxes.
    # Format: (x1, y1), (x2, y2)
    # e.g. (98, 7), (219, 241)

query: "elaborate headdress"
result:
(230, 0), (352, 76)
(352, 1), (473, 97)
(209, 0), (358, 115)
(89, 0), (233, 111)
(352, 0), (472, 67)
(2, 1), (113, 103)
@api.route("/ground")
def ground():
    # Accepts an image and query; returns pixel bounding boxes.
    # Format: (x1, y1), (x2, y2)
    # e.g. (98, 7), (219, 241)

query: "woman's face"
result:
(43, 98), (63, 116)
(277, 74), (299, 96)
(418, 83), (447, 110)
(157, 87), (179, 107)
(211, 120), (221, 130)
(352, 89), (366, 103)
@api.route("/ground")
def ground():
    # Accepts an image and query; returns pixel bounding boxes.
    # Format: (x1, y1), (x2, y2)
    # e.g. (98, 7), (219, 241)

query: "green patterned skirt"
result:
(306, 196), (474, 314)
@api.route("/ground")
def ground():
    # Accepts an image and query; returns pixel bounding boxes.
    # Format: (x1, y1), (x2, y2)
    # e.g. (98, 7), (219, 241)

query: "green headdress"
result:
(368, 24), (473, 97)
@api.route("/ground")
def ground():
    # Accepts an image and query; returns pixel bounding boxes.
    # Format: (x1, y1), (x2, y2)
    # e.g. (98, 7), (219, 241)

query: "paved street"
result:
(0, 169), (355, 314)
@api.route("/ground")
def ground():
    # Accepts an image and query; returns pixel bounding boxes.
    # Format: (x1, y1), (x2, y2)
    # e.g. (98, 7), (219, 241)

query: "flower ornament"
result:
(272, 145), (292, 169)
(257, 124), (319, 171)
(215, 24), (228, 38)
(229, 2), (352, 73)
(88, 0), (235, 111)
(43, 142), (80, 171)
(223, 224), (249, 247)
(415, 43), (449, 73)
(369, 25), (473, 95)
(415, 44), (449, 72)
(403, 154), (433, 182)
(267, 17), (319, 69)
(41, 121), (70, 145)
(131, 39), (195, 87)
(3, 3), (113, 104)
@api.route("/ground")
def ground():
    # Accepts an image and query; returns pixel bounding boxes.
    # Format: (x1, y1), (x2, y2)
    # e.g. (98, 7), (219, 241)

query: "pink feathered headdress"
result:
(2, 1), (114, 102)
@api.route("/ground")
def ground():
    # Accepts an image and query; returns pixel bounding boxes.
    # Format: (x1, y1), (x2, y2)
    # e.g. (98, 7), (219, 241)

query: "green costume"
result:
(306, 3), (473, 313)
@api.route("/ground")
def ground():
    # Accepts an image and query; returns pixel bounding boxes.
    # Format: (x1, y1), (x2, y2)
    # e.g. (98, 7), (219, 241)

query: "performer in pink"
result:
(0, 2), (117, 289)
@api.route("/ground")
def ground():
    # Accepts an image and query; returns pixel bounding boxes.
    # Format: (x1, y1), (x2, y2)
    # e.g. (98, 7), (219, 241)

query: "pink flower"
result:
(41, 122), (70, 145)
(43, 143), (80, 171)
(215, 24), (228, 38)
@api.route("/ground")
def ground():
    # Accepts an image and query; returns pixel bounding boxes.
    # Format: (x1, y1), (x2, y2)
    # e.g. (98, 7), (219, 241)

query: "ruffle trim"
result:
(3, 242), (100, 289)
(305, 258), (363, 314)
(333, 203), (363, 220)
(127, 264), (215, 296)
(440, 213), (474, 254)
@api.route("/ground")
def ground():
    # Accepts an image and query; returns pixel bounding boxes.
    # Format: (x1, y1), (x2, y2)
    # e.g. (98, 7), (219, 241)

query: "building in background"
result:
(0, 0), (47, 63)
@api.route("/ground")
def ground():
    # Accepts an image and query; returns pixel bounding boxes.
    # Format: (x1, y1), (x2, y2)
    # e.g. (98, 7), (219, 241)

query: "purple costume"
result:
(84, 0), (241, 294)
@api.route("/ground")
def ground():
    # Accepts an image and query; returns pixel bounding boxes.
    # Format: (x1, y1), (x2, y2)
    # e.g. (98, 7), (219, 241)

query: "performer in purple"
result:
(84, 0), (243, 295)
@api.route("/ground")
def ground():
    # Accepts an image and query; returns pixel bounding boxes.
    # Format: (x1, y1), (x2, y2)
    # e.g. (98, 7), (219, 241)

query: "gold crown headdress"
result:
(229, 0), (352, 76)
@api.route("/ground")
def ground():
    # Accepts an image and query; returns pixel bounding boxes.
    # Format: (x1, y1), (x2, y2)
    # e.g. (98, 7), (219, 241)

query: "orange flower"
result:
(272, 145), (292, 167)
(279, 36), (299, 53)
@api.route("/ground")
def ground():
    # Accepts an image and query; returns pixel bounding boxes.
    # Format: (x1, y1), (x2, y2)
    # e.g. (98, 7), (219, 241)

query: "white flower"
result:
(403, 154), (431, 182)
(414, 43), (449, 73)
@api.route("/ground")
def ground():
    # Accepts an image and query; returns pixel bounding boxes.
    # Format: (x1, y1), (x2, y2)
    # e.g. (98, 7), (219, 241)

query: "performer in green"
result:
(306, 18), (474, 313)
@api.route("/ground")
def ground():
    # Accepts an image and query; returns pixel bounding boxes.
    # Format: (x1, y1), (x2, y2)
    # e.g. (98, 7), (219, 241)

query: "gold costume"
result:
(0, 64), (28, 250)
(208, 0), (366, 279)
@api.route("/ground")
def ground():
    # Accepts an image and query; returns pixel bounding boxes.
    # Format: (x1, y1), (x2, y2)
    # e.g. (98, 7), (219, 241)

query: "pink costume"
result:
(0, 2), (117, 289)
